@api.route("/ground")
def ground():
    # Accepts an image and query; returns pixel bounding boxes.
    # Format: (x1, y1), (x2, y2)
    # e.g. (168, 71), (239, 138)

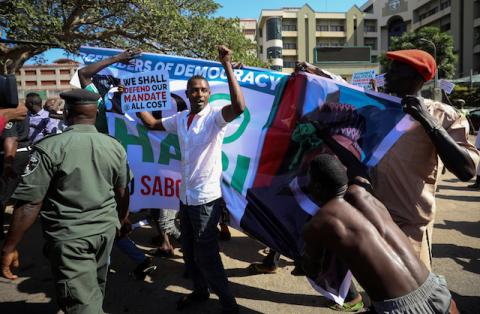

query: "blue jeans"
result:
(115, 237), (146, 264)
(180, 199), (236, 310)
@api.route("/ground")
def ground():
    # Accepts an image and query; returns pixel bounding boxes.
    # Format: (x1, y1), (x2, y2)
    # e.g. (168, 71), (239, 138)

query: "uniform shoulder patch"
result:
(22, 151), (41, 177)
(4, 122), (13, 129)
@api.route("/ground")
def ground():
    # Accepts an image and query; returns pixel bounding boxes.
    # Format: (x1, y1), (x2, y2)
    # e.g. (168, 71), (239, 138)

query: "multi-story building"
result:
(239, 18), (257, 43)
(256, 1), (478, 79)
(15, 58), (79, 101)
(362, 0), (479, 78)
(257, 4), (380, 79)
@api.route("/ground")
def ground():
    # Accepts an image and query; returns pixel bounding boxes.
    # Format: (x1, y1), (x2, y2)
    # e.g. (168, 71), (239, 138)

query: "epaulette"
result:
(33, 130), (68, 145)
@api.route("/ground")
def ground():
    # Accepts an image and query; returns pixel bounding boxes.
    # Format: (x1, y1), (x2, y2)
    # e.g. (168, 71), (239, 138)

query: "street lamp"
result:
(419, 38), (438, 88)
(419, 38), (441, 100)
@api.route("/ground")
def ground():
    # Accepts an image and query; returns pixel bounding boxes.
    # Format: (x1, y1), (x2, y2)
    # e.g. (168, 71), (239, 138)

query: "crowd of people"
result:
(0, 45), (478, 314)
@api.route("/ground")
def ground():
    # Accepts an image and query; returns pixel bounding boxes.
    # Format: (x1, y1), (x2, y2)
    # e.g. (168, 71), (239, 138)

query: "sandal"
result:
(329, 300), (364, 312)
(246, 263), (277, 274)
(176, 292), (210, 310)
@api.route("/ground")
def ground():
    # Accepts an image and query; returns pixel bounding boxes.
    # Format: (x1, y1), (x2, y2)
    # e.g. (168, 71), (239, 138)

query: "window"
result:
(41, 80), (56, 86)
(40, 69), (56, 75)
(371, 55), (378, 63)
(266, 18), (282, 40)
(283, 42), (297, 49)
(26, 81), (37, 86)
(316, 24), (329, 31)
(330, 25), (344, 32)
(60, 80), (70, 85)
(244, 29), (256, 35)
(24, 70), (36, 76)
(365, 39), (377, 50)
(440, 0), (451, 10)
(60, 69), (71, 75)
(266, 47), (282, 59)
(282, 24), (297, 31)
(440, 23), (451, 32)
(283, 61), (296, 68)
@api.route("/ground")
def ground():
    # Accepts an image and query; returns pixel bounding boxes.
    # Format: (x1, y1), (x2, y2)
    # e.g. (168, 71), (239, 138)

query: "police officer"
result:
(1, 89), (131, 314)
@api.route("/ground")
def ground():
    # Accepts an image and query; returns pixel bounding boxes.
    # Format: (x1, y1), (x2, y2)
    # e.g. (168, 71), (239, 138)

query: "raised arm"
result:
(402, 95), (477, 181)
(218, 45), (246, 123)
(136, 111), (165, 131)
(78, 49), (140, 88)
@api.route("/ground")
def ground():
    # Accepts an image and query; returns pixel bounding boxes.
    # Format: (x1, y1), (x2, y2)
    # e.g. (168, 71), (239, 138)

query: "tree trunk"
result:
(0, 46), (49, 75)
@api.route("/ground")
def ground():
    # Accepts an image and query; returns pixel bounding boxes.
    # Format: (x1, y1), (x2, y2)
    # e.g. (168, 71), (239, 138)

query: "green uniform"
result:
(13, 124), (131, 314)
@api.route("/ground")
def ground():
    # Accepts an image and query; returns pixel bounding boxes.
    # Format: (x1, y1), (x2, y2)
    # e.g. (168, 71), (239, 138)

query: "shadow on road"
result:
(435, 194), (480, 202)
(433, 243), (480, 275)
(435, 220), (480, 238)
(436, 184), (475, 191)
(451, 291), (480, 314)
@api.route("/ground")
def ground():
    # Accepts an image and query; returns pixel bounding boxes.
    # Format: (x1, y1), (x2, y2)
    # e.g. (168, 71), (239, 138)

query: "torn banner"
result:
(78, 47), (412, 303)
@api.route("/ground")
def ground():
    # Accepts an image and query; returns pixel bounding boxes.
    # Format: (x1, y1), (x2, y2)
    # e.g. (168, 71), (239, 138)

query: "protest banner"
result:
(351, 69), (376, 89)
(375, 73), (385, 87)
(79, 46), (413, 304)
(121, 70), (171, 112)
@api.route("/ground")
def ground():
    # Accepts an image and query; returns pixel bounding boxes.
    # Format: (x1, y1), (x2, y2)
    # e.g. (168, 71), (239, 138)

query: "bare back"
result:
(310, 184), (429, 301)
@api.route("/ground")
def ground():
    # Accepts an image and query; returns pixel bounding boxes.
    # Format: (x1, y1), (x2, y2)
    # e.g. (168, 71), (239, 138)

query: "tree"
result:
(0, 0), (266, 74)
(379, 26), (457, 79)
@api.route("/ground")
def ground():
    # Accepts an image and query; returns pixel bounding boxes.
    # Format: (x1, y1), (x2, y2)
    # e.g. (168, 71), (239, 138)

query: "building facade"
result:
(257, 4), (380, 78)
(256, 1), (478, 79)
(362, 0), (478, 78)
(15, 58), (79, 101)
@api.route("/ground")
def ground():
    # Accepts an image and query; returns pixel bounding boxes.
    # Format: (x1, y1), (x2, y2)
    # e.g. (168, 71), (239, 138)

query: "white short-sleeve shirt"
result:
(162, 105), (228, 205)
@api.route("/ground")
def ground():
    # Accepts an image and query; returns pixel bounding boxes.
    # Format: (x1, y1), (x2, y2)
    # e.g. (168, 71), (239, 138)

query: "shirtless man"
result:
(302, 144), (457, 313)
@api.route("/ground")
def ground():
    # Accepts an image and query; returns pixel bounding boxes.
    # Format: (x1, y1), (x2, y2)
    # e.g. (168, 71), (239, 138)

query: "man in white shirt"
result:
(137, 45), (245, 313)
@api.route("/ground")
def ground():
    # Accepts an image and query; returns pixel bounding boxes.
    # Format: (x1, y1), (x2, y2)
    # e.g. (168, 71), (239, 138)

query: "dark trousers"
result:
(180, 199), (236, 309)
(45, 227), (116, 314)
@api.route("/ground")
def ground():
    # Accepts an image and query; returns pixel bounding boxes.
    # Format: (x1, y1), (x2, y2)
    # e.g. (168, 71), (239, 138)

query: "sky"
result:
(28, 0), (367, 64)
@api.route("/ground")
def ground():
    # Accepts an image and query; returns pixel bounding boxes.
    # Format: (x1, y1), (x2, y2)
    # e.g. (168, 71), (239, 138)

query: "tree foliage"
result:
(0, 0), (265, 74)
(379, 26), (457, 79)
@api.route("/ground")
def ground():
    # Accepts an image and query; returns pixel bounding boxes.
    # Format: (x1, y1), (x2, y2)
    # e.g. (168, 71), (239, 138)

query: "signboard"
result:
(439, 79), (455, 94)
(314, 47), (371, 62)
(351, 69), (376, 89)
(375, 73), (385, 87)
(121, 70), (171, 112)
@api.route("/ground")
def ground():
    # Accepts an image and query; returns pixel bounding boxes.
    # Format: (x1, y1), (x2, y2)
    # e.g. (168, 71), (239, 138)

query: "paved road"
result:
(0, 171), (479, 314)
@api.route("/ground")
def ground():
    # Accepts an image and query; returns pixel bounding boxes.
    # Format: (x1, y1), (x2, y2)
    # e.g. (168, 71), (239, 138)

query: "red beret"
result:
(386, 49), (436, 82)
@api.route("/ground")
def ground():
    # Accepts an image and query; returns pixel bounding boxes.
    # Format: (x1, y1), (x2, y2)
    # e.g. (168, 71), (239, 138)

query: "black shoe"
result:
(177, 292), (210, 310)
(468, 182), (480, 189)
(133, 257), (157, 280)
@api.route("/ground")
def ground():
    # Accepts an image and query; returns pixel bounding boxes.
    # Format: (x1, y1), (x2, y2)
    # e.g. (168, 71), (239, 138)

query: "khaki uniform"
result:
(13, 124), (131, 314)
(371, 99), (480, 269)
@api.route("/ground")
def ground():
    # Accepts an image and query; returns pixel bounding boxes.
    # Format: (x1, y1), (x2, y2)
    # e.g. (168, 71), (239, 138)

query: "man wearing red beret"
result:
(370, 49), (480, 270)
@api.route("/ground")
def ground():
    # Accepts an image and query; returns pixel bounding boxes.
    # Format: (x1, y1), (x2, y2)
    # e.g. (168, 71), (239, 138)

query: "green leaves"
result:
(0, 0), (265, 74)
(380, 26), (457, 79)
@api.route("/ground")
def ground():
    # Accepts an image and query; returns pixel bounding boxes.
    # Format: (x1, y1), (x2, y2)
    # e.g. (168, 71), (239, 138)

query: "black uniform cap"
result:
(60, 89), (101, 106)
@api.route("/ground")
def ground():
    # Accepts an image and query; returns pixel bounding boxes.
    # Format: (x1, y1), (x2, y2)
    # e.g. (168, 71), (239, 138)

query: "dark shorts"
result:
(372, 273), (451, 314)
